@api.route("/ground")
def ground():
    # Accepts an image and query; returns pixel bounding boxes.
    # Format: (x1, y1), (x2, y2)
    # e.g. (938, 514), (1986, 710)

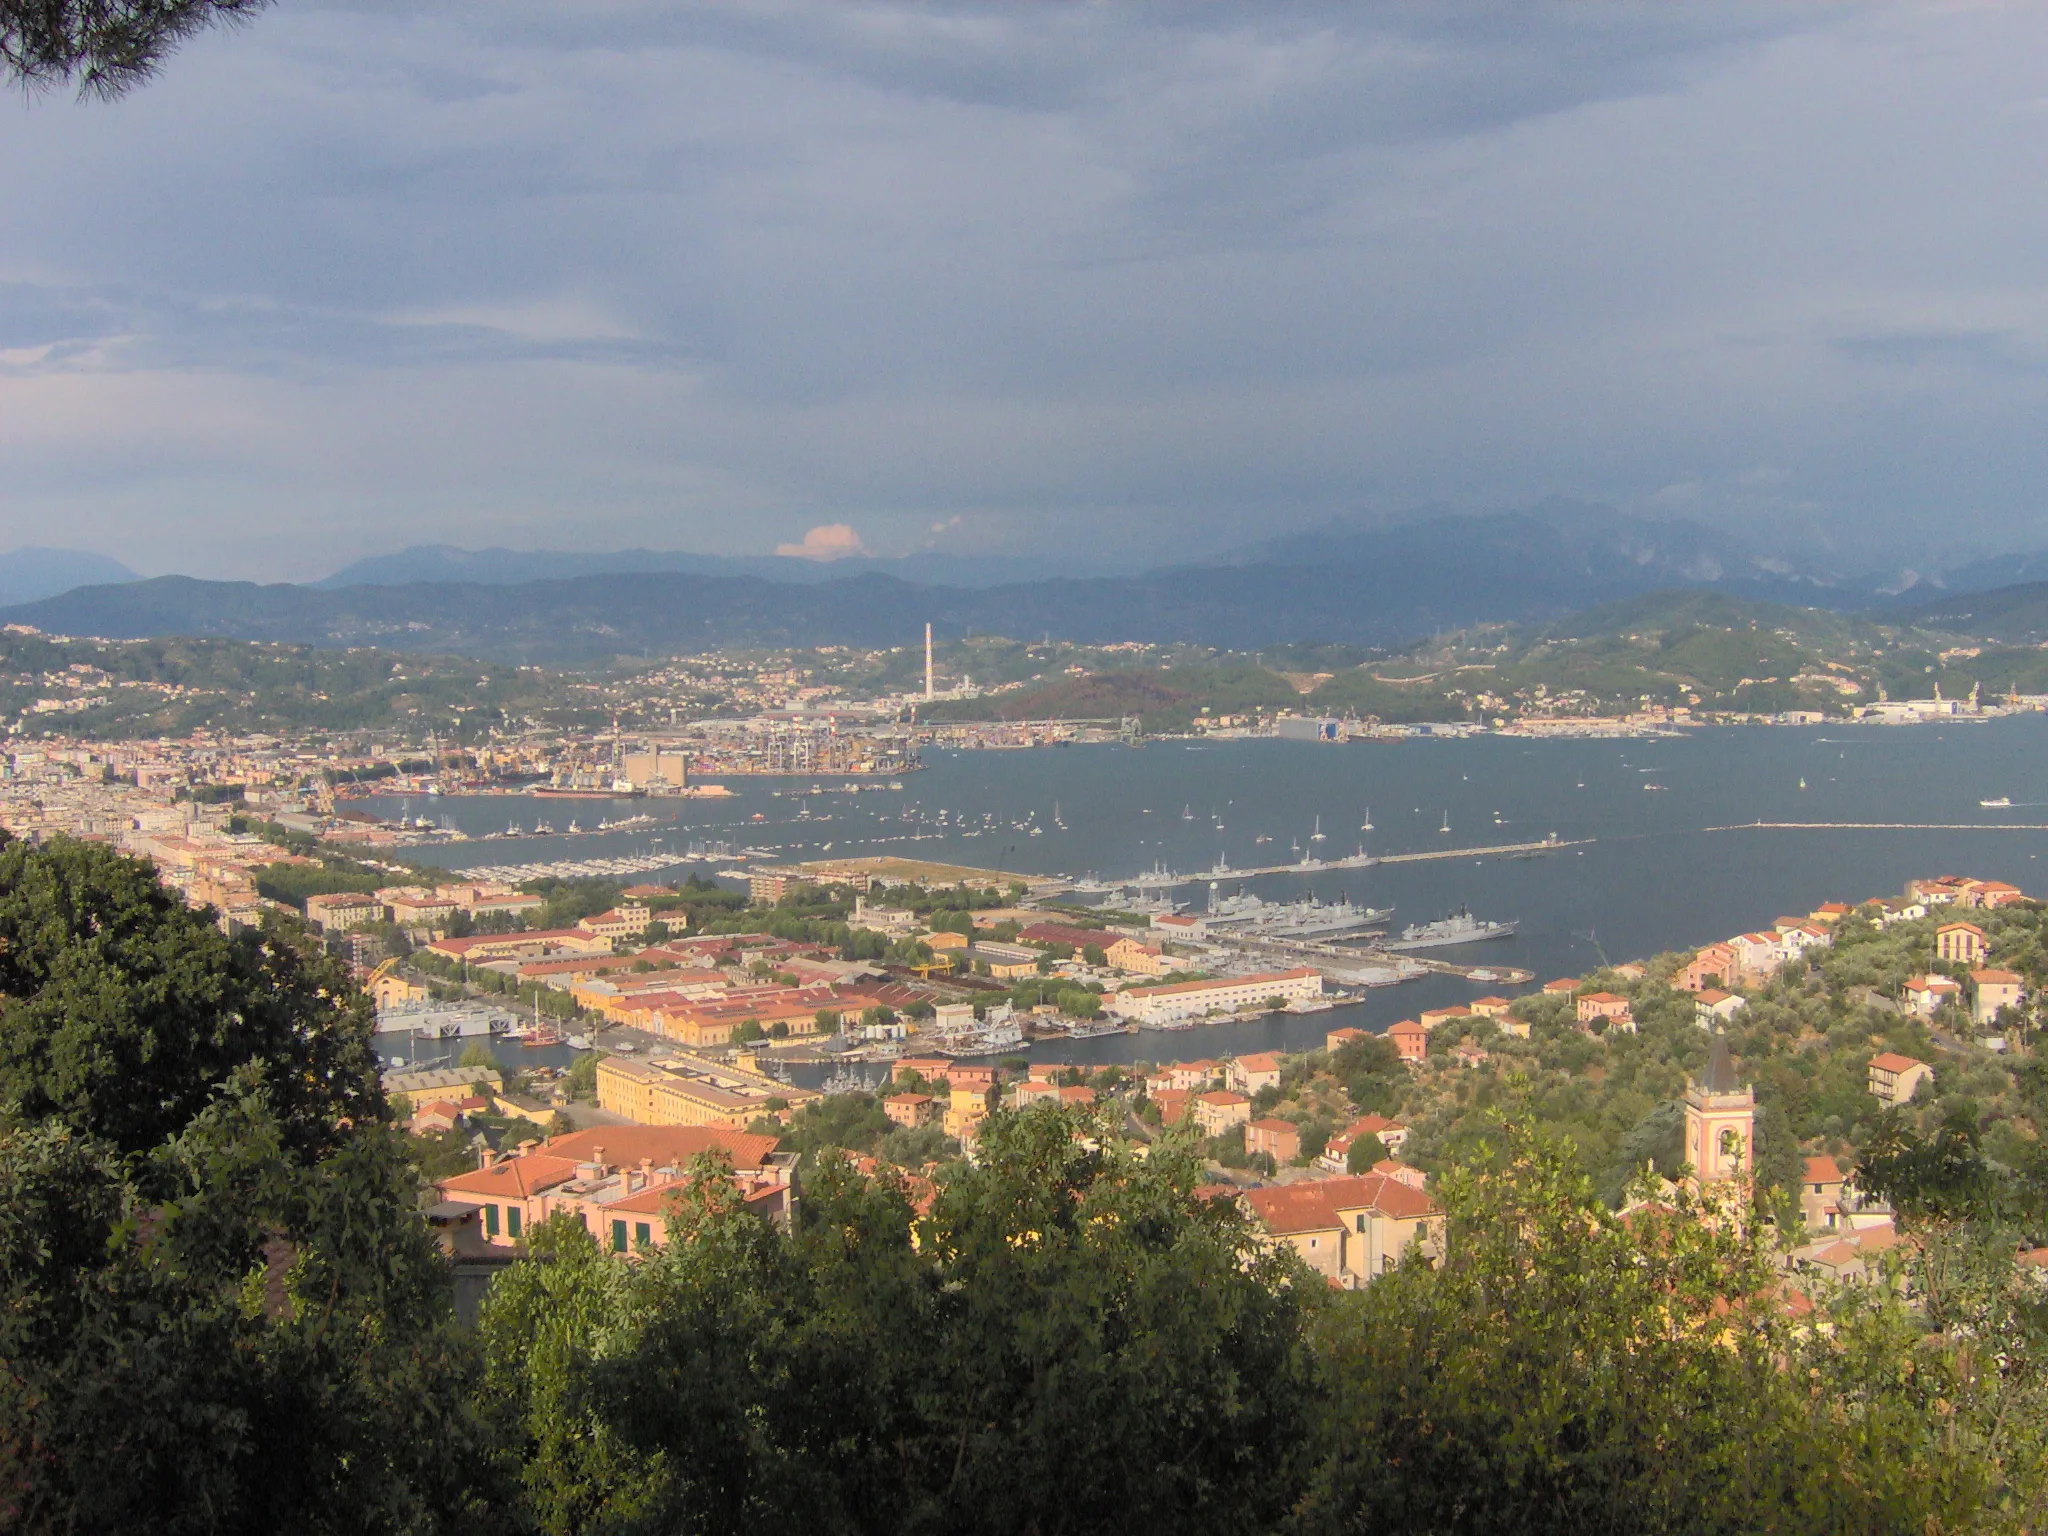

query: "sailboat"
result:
(1360, 807), (1374, 831)
(1182, 804), (1194, 821)
(1439, 811), (1451, 833)
(1798, 777), (1807, 791)
(1311, 815), (1326, 842)
(1053, 802), (1066, 829)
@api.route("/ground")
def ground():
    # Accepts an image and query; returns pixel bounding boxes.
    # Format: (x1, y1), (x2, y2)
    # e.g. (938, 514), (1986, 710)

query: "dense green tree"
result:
(0, 837), (382, 1165)
(1344, 1132), (1389, 1175)
(479, 1111), (1318, 1536)
(0, 836), (493, 1532)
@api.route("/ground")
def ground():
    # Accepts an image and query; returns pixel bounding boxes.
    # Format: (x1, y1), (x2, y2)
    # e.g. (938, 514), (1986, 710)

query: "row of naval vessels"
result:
(1203, 884), (1392, 939)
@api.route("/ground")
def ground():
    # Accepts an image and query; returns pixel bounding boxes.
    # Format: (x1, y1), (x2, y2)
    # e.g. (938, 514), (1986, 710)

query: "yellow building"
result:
(944, 1081), (999, 1138)
(596, 1052), (816, 1129)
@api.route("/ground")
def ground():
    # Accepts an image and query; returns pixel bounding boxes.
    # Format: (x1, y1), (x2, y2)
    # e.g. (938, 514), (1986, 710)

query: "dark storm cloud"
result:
(0, 1), (2042, 579)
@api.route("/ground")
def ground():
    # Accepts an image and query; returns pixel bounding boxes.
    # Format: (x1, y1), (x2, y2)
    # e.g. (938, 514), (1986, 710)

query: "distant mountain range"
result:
(0, 548), (138, 606)
(3, 508), (2042, 664)
(314, 544), (1085, 590)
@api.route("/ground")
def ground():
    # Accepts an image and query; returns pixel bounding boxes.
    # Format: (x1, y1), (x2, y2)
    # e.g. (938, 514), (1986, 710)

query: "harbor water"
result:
(370, 717), (2048, 1069)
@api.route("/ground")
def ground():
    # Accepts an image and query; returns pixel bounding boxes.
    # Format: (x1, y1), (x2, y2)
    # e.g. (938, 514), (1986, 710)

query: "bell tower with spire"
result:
(1683, 1036), (1754, 1192)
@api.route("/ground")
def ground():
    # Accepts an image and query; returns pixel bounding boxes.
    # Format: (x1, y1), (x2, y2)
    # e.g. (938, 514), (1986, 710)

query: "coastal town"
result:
(371, 858), (2039, 1295)
(4, 679), (2034, 1297)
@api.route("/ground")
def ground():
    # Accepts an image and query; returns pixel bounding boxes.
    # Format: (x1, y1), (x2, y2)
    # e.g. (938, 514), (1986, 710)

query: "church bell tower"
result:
(1683, 1036), (1754, 1192)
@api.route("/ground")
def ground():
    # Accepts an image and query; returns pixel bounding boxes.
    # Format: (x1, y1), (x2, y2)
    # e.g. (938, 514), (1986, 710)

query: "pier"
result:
(1103, 834), (1590, 887)
(1708, 822), (2048, 833)
(1206, 929), (1534, 986)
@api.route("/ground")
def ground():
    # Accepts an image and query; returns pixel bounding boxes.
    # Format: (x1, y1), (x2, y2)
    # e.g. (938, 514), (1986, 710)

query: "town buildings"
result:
(1105, 967), (1322, 1027)
(595, 1052), (817, 1128)
(1868, 1052), (1934, 1106)
(1240, 1174), (1437, 1288)
(432, 1125), (793, 1251)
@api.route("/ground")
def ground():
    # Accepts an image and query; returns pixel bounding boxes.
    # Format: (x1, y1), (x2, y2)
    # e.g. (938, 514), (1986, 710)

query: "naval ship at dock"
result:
(1204, 886), (1392, 940)
(1383, 907), (1517, 951)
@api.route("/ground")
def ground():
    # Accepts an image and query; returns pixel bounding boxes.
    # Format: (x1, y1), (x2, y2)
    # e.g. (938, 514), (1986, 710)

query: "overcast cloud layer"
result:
(2, 1), (2046, 581)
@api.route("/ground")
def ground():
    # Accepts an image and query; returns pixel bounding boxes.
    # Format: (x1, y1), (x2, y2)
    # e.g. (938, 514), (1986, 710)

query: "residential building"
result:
(1013, 1079), (1063, 1109)
(1542, 977), (1581, 998)
(1241, 1173), (1438, 1288)
(579, 904), (653, 940)
(432, 1125), (787, 1250)
(1972, 968), (2024, 1026)
(748, 869), (811, 905)
(1245, 1118), (1301, 1164)
(1575, 991), (1631, 1025)
(1902, 974), (1962, 1017)
(1960, 879), (2024, 909)
(1227, 1051), (1286, 1095)
(1419, 1005), (1471, 1030)
(884, 1092), (936, 1128)
(1105, 968), (1322, 1026)
(1325, 1025), (1369, 1053)
(1322, 1114), (1409, 1168)
(1727, 932), (1786, 985)
(1801, 1155), (1848, 1233)
(1694, 989), (1747, 1026)
(1193, 1090), (1252, 1136)
(1936, 921), (1988, 967)
(944, 1081), (1000, 1139)
(1468, 996), (1514, 1019)
(1676, 944), (1739, 993)
(304, 890), (385, 932)
(1386, 1019), (1428, 1063)
(1151, 1087), (1192, 1126)
(1868, 1052), (1934, 1106)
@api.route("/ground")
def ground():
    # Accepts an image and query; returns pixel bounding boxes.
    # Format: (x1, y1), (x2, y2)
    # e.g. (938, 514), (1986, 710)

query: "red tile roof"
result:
(1242, 1172), (1437, 1235)
(542, 1125), (779, 1172)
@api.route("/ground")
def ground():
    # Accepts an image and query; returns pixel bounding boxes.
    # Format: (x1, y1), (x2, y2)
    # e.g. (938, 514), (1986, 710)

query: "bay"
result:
(367, 718), (2048, 1070)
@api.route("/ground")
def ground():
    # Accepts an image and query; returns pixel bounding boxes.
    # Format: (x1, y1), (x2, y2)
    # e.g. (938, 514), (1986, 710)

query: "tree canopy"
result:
(3, 0), (269, 98)
(0, 836), (382, 1163)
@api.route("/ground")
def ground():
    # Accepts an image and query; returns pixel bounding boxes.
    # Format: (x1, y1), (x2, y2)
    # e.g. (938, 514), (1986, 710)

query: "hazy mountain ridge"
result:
(5, 507), (2038, 664)
(315, 544), (1085, 590)
(0, 547), (139, 606)
(1891, 580), (2048, 643)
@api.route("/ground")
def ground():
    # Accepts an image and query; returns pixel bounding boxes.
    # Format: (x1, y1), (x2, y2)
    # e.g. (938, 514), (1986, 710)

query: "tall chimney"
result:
(925, 622), (934, 700)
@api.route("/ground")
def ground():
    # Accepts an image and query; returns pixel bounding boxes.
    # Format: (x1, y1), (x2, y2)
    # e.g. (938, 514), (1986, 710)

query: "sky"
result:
(2, 1), (2047, 583)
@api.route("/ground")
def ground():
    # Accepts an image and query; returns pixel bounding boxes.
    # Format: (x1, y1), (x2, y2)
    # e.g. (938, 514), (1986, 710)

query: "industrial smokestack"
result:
(925, 622), (934, 700)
